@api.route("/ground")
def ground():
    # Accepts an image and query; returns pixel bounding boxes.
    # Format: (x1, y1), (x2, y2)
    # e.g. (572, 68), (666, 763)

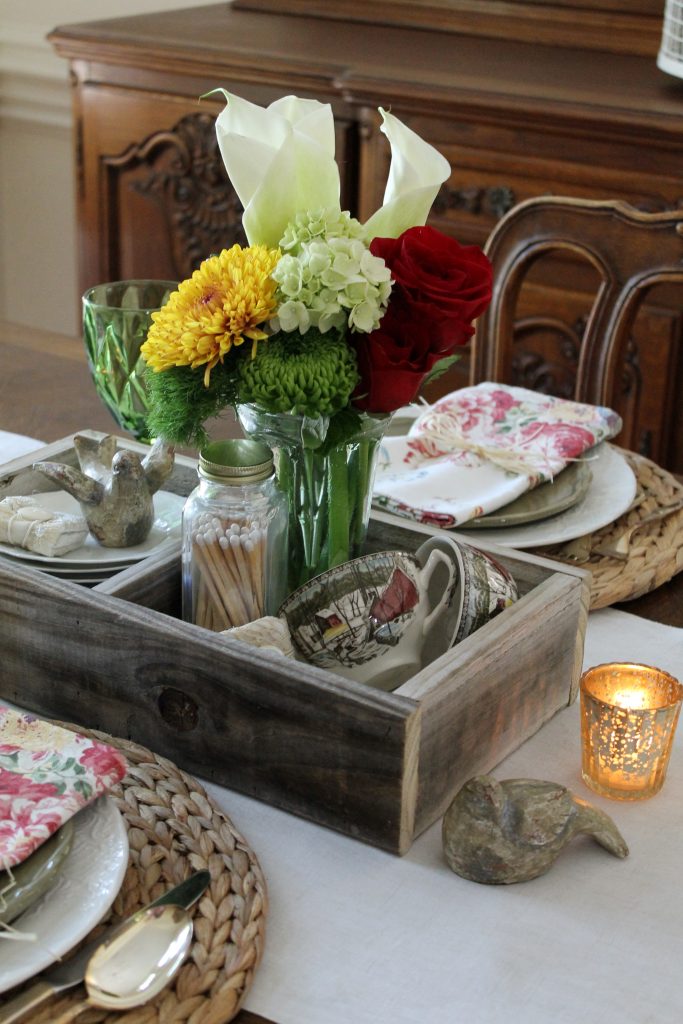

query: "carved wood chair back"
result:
(470, 196), (683, 410)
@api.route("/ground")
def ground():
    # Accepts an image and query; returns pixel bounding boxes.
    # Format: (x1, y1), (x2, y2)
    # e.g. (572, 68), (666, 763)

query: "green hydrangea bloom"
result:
(279, 208), (368, 251)
(271, 233), (393, 337)
(238, 329), (360, 416)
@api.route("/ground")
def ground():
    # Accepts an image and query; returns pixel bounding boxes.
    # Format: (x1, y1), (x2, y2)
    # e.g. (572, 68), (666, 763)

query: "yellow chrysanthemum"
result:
(141, 244), (280, 385)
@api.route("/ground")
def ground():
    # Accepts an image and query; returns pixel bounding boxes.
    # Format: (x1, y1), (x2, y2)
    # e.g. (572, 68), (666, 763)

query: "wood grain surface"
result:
(0, 439), (588, 862)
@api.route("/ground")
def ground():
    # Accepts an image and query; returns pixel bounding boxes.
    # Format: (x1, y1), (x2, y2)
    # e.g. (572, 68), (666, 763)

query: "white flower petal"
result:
(363, 109), (451, 239)
(349, 300), (378, 333)
(214, 91), (341, 247)
(269, 96), (336, 154)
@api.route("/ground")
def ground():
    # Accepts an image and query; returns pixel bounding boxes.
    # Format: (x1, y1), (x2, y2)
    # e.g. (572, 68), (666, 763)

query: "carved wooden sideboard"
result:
(50, 1), (683, 469)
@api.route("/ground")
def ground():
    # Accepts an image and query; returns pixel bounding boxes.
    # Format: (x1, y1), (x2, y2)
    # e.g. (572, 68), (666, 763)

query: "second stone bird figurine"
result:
(442, 775), (628, 884)
(34, 434), (174, 548)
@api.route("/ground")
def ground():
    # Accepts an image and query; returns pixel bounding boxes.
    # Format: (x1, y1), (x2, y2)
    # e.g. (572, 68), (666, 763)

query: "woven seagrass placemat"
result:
(535, 449), (683, 610)
(3, 725), (267, 1024)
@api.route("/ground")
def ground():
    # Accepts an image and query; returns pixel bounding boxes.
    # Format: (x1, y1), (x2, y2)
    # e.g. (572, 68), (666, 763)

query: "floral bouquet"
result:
(142, 92), (493, 589)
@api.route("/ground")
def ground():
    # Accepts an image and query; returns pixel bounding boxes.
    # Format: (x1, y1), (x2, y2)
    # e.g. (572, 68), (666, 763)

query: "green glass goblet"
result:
(82, 279), (177, 442)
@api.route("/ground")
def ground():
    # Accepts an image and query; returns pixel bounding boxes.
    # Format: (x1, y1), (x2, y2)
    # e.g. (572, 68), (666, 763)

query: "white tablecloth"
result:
(0, 431), (44, 461)
(207, 609), (683, 1024)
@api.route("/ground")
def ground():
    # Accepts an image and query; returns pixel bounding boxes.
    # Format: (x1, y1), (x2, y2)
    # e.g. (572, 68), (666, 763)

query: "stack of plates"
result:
(375, 436), (639, 550)
(455, 444), (638, 548)
(0, 797), (129, 993)
(0, 490), (185, 585)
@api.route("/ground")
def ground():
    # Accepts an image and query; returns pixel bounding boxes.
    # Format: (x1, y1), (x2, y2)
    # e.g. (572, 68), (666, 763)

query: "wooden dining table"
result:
(2, 317), (683, 1024)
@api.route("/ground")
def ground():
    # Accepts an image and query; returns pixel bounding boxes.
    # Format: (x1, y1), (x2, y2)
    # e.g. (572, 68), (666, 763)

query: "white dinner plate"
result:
(0, 490), (184, 567)
(0, 796), (129, 993)
(456, 443), (637, 548)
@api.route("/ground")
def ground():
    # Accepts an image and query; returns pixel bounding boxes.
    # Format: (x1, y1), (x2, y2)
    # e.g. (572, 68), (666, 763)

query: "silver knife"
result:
(0, 869), (210, 1024)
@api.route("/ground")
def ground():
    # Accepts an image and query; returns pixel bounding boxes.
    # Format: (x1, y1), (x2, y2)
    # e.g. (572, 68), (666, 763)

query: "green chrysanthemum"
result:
(238, 329), (359, 417)
(144, 361), (239, 449)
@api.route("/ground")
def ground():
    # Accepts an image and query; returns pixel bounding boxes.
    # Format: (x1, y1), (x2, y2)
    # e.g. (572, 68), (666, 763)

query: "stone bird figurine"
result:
(442, 775), (628, 884)
(33, 434), (175, 548)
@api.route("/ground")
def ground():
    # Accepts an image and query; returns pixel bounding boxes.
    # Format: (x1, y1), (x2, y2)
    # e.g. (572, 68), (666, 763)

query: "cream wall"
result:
(0, 0), (213, 336)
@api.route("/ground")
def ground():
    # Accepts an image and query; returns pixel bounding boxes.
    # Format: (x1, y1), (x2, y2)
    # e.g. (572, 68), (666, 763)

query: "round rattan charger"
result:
(4, 726), (267, 1024)
(535, 448), (683, 609)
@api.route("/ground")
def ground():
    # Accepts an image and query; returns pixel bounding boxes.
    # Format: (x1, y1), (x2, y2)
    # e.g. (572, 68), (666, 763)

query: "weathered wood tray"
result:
(0, 433), (590, 854)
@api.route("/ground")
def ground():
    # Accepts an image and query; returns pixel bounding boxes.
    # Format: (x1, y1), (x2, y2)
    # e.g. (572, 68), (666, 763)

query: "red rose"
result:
(371, 225), (492, 347)
(353, 309), (450, 412)
(353, 226), (492, 413)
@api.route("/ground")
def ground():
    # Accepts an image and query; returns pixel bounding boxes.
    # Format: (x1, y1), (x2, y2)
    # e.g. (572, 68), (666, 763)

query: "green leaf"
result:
(420, 353), (461, 391)
(319, 409), (363, 455)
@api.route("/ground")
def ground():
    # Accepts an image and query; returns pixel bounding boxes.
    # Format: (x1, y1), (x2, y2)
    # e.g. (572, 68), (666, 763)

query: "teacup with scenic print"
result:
(279, 548), (455, 691)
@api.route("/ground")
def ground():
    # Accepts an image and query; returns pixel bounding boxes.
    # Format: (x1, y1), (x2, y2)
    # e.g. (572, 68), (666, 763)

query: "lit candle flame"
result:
(610, 686), (652, 711)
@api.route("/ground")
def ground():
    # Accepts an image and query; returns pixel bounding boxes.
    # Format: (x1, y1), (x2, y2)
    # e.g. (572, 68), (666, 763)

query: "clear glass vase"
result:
(237, 404), (392, 591)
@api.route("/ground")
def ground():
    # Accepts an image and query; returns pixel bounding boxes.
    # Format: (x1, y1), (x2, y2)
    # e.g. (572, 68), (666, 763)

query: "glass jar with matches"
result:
(182, 440), (288, 632)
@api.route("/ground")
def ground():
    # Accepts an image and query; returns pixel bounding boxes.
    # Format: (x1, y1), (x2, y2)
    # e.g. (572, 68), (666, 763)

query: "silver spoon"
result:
(54, 904), (193, 1023)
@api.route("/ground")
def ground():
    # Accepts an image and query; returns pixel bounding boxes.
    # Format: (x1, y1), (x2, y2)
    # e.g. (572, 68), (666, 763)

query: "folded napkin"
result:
(0, 495), (89, 557)
(373, 383), (622, 527)
(0, 706), (127, 870)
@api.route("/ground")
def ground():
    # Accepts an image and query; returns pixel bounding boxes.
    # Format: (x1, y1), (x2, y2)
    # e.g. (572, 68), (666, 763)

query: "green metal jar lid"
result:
(199, 439), (274, 484)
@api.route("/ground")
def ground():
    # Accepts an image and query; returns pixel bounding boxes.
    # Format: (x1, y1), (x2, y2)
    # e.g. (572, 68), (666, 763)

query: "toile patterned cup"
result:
(278, 548), (456, 691)
(415, 534), (518, 649)
(451, 538), (518, 643)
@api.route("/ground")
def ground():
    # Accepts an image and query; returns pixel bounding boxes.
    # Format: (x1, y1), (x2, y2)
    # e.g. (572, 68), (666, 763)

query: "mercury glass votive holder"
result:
(83, 280), (176, 441)
(580, 662), (683, 800)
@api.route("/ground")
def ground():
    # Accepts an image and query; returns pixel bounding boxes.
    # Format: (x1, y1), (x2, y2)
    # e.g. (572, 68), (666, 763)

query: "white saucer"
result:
(0, 490), (184, 567)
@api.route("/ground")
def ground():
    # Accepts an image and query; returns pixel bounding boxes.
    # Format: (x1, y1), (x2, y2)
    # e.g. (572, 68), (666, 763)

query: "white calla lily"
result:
(363, 108), (451, 239)
(214, 92), (451, 247)
(214, 91), (341, 247)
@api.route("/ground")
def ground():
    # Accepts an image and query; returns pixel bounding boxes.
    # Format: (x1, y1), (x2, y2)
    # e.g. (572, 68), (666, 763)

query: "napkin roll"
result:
(0, 496), (88, 556)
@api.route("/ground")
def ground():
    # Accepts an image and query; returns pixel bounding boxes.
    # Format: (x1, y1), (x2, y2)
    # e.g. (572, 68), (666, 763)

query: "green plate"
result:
(464, 460), (593, 529)
(0, 820), (74, 925)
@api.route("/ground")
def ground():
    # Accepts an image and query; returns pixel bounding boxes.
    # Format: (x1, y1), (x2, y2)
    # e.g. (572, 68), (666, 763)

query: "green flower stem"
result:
(297, 453), (314, 577)
(327, 445), (350, 569)
(276, 447), (297, 559)
(304, 448), (325, 577)
(350, 439), (370, 551)
(237, 404), (391, 591)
